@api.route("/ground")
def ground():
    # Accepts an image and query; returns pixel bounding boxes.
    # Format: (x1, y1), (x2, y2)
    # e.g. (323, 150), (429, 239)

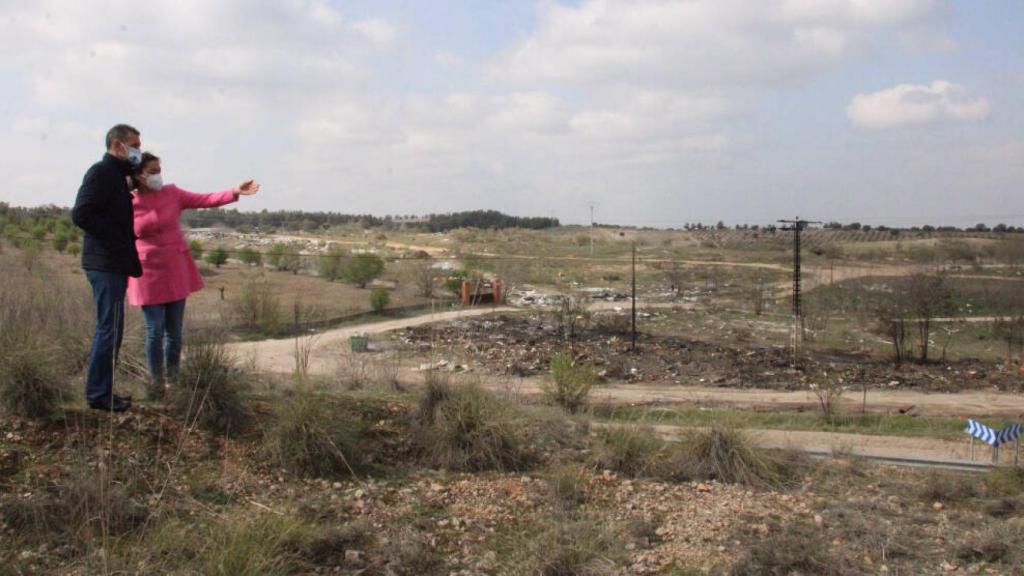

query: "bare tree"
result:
(993, 315), (1024, 362)
(905, 273), (956, 363)
(410, 259), (439, 298)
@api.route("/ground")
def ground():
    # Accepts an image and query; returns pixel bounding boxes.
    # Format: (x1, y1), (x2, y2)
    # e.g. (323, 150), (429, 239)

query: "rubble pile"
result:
(400, 314), (1024, 391)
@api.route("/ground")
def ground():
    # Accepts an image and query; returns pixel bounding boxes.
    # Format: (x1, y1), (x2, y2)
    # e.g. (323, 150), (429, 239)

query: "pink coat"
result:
(127, 184), (238, 306)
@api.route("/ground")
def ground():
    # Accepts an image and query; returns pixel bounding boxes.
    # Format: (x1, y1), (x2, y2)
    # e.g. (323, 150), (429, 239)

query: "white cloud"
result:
(846, 81), (991, 129)
(489, 0), (940, 88)
(350, 18), (397, 46)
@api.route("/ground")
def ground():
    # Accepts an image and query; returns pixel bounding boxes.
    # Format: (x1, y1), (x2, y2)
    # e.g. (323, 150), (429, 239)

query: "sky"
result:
(0, 0), (1021, 228)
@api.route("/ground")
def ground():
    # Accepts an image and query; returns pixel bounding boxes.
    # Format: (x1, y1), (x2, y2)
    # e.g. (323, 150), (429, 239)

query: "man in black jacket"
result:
(72, 124), (144, 412)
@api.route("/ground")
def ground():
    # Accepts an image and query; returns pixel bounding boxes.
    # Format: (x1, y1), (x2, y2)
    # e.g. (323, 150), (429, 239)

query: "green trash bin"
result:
(349, 335), (369, 352)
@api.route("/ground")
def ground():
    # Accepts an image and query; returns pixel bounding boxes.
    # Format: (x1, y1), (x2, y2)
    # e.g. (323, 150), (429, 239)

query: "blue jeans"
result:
(142, 299), (186, 383)
(85, 270), (127, 403)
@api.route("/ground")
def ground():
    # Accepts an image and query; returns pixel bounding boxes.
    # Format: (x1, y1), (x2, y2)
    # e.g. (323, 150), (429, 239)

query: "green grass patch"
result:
(593, 405), (1011, 441)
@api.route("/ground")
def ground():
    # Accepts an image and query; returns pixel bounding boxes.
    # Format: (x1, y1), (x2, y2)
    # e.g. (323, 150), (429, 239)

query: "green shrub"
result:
(238, 246), (262, 267)
(265, 390), (361, 478)
(205, 247), (228, 268)
(318, 245), (347, 280)
(232, 277), (282, 335)
(342, 253), (385, 288)
(370, 287), (390, 313)
(170, 337), (250, 434)
(542, 353), (596, 414)
(591, 425), (664, 477)
(189, 239), (204, 260)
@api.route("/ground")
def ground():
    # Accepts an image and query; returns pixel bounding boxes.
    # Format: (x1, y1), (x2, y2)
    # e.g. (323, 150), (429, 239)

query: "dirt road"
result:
(231, 304), (1024, 419)
(643, 423), (1013, 468)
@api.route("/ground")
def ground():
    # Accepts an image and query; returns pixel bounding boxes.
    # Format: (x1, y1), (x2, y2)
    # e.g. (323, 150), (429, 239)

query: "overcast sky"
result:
(1, 1), (1021, 227)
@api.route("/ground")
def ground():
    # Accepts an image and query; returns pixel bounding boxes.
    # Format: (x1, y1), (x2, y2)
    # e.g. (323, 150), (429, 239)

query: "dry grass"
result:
(0, 257), (90, 418)
(416, 372), (586, 472)
(663, 426), (805, 488)
(264, 389), (362, 478)
(169, 334), (251, 434)
(591, 425), (664, 477)
(508, 515), (627, 576)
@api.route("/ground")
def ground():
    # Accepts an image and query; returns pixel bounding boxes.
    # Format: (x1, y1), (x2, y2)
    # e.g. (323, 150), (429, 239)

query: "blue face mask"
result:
(125, 145), (142, 167)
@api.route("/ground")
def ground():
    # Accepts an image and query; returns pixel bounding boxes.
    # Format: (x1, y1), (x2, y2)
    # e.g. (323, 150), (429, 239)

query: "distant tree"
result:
(189, 239), (204, 260)
(369, 287), (390, 313)
(341, 254), (384, 288)
(410, 259), (439, 298)
(268, 243), (302, 274)
(238, 246), (262, 267)
(715, 220), (726, 230)
(318, 245), (347, 280)
(51, 230), (70, 253)
(992, 316), (1024, 362)
(905, 273), (956, 363)
(205, 247), (228, 269)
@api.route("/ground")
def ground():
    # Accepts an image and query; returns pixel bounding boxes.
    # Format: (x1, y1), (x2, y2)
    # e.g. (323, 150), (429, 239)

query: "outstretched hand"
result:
(235, 180), (260, 196)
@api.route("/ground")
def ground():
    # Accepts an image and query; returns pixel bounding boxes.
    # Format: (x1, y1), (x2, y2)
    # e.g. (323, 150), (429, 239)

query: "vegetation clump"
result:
(265, 390), (361, 478)
(169, 337), (250, 434)
(542, 353), (597, 414)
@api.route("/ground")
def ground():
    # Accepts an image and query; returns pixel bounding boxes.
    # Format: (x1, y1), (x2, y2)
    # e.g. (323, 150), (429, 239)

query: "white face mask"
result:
(145, 174), (163, 190)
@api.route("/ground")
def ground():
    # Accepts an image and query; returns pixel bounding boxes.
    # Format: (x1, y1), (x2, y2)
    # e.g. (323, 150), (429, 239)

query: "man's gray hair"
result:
(105, 124), (140, 149)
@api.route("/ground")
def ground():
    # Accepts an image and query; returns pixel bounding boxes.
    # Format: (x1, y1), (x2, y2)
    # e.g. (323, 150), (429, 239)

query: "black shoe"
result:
(89, 396), (131, 413)
(114, 393), (133, 402)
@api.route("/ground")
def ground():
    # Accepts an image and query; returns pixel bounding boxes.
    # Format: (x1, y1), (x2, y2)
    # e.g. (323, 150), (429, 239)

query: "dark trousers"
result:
(141, 299), (186, 383)
(84, 270), (127, 403)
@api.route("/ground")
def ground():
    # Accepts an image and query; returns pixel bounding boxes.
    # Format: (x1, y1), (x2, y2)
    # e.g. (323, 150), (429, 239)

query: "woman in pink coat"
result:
(128, 152), (259, 388)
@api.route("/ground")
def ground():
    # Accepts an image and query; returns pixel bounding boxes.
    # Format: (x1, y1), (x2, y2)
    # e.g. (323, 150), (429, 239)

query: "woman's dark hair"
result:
(135, 152), (160, 174)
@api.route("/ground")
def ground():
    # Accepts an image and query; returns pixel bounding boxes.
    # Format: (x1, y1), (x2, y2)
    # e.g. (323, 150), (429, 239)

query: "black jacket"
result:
(72, 153), (143, 277)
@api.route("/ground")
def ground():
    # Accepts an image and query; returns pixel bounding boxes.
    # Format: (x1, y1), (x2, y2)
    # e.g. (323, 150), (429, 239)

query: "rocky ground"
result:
(399, 313), (1024, 393)
(3, 393), (1024, 575)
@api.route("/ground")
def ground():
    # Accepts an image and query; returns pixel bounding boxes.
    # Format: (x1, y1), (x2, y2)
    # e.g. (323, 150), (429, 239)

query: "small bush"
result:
(545, 463), (591, 509)
(0, 347), (68, 419)
(0, 461), (148, 545)
(370, 287), (390, 313)
(265, 390), (361, 478)
(730, 519), (835, 576)
(318, 245), (347, 280)
(512, 516), (626, 575)
(170, 338), (250, 434)
(956, 521), (1024, 566)
(205, 246), (228, 268)
(591, 425), (664, 477)
(238, 246), (262, 267)
(663, 426), (801, 488)
(542, 353), (597, 414)
(987, 466), (1024, 497)
(189, 239), (204, 260)
(342, 254), (385, 288)
(232, 277), (282, 335)
(416, 380), (530, 472)
(919, 471), (979, 503)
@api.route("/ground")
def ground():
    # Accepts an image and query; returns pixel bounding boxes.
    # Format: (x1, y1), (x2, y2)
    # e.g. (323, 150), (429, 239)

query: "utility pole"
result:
(631, 241), (637, 353)
(778, 217), (821, 365)
(587, 202), (598, 257)
(778, 217), (821, 318)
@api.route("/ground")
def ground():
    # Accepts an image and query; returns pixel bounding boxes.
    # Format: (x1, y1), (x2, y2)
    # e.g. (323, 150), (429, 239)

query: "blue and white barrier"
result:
(965, 419), (1023, 464)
